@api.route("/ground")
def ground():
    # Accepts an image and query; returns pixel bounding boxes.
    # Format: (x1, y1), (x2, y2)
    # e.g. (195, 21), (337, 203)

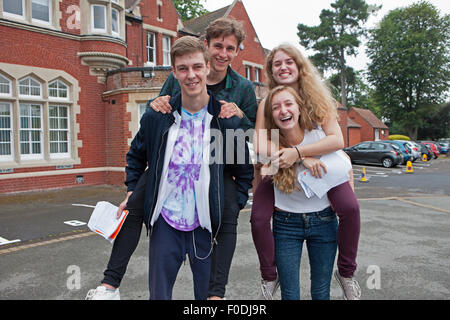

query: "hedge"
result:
(388, 135), (411, 141)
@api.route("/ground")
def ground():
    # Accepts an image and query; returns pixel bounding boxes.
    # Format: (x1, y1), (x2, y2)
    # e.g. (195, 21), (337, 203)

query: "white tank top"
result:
(274, 126), (331, 213)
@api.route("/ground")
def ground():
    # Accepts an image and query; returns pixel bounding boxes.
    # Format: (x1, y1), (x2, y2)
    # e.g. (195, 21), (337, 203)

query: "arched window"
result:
(49, 79), (68, 100)
(19, 76), (41, 98)
(0, 74), (11, 96)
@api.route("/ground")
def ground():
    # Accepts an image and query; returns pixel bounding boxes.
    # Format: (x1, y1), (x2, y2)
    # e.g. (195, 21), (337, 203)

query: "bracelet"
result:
(294, 146), (304, 165)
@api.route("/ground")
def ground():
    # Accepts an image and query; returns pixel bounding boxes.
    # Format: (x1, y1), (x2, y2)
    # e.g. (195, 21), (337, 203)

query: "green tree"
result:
(417, 102), (450, 140)
(297, 0), (376, 107)
(366, 1), (450, 140)
(329, 67), (368, 107)
(172, 0), (209, 21)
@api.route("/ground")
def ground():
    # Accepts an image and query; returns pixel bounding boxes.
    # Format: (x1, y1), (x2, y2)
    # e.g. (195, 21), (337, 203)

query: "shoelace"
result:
(261, 279), (279, 300)
(85, 289), (95, 300)
(346, 278), (361, 298)
(260, 281), (273, 300)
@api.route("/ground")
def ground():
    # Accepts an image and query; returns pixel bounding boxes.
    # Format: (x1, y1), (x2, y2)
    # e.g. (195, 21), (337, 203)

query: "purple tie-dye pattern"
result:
(161, 107), (206, 231)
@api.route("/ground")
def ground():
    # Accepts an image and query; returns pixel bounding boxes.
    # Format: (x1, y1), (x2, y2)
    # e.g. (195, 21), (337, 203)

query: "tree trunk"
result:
(406, 127), (418, 140)
(339, 52), (347, 108)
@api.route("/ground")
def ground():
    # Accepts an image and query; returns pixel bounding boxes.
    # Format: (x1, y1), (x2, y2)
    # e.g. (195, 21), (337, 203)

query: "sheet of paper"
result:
(298, 150), (352, 199)
(87, 201), (128, 243)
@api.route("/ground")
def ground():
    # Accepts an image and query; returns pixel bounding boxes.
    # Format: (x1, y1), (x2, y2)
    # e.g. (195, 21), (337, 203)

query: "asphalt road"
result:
(0, 157), (449, 302)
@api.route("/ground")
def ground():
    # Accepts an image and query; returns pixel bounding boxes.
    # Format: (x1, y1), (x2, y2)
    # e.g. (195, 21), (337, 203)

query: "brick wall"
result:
(0, 12), (127, 192)
(126, 19), (144, 67)
(348, 127), (361, 147)
(348, 109), (374, 142)
(228, 1), (267, 83)
(59, 0), (81, 35)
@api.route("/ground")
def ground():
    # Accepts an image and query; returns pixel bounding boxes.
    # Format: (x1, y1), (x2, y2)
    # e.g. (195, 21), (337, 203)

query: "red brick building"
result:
(348, 107), (389, 144)
(0, 0), (386, 193)
(0, 0), (268, 193)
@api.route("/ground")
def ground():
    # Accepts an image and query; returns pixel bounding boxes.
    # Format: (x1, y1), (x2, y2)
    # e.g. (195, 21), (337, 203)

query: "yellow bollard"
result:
(406, 160), (414, 173)
(422, 154), (427, 162)
(360, 167), (368, 182)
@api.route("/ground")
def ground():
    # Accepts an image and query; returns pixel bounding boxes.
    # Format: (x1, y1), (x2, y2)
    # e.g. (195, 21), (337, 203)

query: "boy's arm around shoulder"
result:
(146, 73), (179, 109)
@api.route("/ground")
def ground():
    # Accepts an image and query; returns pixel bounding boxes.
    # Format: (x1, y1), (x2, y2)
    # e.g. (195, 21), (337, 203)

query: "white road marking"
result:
(64, 220), (87, 227)
(0, 236), (21, 246)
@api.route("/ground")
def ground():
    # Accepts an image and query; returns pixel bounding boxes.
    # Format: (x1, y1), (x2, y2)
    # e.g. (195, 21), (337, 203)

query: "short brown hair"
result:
(205, 17), (246, 46)
(171, 36), (209, 66)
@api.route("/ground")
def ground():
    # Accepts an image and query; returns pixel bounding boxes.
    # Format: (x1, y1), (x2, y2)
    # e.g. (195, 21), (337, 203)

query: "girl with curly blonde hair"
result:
(251, 44), (361, 300)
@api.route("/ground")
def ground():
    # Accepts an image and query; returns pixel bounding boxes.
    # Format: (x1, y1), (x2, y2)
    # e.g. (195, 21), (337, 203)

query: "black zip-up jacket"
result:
(124, 92), (254, 237)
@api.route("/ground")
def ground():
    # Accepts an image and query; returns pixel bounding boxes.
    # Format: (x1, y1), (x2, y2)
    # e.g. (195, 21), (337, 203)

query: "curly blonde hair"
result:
(265, 43), (338, 127)
(263, 86), (302, 193)
(263, 45), (338, 194)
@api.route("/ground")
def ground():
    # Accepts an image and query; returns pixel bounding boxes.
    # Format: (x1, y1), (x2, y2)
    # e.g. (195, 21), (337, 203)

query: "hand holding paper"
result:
(298, 150), (352, 199)
(87, 201), (129, 243)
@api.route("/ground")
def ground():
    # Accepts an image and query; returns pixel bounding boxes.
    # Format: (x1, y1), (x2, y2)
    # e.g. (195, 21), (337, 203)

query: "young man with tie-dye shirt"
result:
(123, 36), (253, 300)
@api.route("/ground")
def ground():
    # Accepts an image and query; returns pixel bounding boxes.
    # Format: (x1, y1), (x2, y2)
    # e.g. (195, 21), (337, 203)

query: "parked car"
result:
(438, 141), (449, 154)
(416, 142), (434, 161)
(420, 141), (440, 159)
(380, 140), (411, 164)
(384, 143), (405, 164)
(395, 140), (420, 162)
(344, 141), (402, 168)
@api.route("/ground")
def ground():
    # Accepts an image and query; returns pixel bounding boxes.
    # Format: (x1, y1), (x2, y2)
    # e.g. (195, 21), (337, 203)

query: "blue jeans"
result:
(273, 206), (338, 300)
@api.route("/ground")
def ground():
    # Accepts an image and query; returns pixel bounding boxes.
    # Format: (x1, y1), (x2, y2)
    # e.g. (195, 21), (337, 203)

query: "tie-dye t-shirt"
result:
(160, 106), (207, 231)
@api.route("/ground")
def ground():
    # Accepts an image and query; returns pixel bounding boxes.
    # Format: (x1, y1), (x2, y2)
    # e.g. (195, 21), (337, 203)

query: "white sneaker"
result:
(259, 277), (280, 300)
(334, 271), (361, 300)
(85, 285), (120, 300)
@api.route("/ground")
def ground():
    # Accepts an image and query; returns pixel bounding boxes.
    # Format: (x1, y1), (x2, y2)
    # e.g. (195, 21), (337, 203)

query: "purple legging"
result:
(250, 176), (360, 281)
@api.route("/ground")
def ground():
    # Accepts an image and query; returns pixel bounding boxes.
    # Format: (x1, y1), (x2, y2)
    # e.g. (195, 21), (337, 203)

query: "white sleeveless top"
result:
(274, 126), (331, 213)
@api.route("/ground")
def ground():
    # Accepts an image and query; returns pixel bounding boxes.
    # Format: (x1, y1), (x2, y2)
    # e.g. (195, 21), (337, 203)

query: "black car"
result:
(344, 141), (402, 168)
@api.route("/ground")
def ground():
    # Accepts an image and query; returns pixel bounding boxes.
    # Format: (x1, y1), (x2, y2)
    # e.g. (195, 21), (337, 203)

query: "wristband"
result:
(294, 146), (305, 165)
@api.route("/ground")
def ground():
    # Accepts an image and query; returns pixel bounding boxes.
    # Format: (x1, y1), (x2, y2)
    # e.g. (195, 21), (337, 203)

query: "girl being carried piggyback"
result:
(251, 44), (361, 300)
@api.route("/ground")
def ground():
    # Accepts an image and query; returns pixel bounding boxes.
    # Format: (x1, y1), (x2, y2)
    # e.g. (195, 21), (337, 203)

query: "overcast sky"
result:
(203, 0), (450, 71)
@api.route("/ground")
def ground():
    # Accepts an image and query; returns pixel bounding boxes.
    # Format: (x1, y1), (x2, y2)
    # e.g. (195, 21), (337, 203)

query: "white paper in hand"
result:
(298, 150), (352, 199)
(87, 201), (128, 243)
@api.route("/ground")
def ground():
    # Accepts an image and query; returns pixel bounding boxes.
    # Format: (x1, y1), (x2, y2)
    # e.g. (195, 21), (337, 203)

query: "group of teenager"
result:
(84, 17), (361, 301)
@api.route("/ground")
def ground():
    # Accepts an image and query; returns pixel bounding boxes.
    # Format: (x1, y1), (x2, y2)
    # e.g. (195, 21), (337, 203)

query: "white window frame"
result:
(254, 68), (260, 83)
(2, 0), (26, 20)
(48, 105), (70, 159)
(48, 80), (69, 101)
(31, 0), (52, 25)
(19, 77), (42, 99)
(245, 66), (251, 81)
(138, 103), (147, 123)
(0, 102), (13, 161)
(0, 74), (12, 97)
(146, 32), (156, 64)
(19, 103), (43, 160)
(91, 4), (107, 33)
(111, 7), (120, 36)
(162, 35), (171, 66)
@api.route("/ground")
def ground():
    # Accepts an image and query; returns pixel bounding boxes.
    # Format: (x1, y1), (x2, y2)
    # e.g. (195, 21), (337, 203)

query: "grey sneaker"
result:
(259, 277), (280, 300)
(334, 270), (361, 300)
